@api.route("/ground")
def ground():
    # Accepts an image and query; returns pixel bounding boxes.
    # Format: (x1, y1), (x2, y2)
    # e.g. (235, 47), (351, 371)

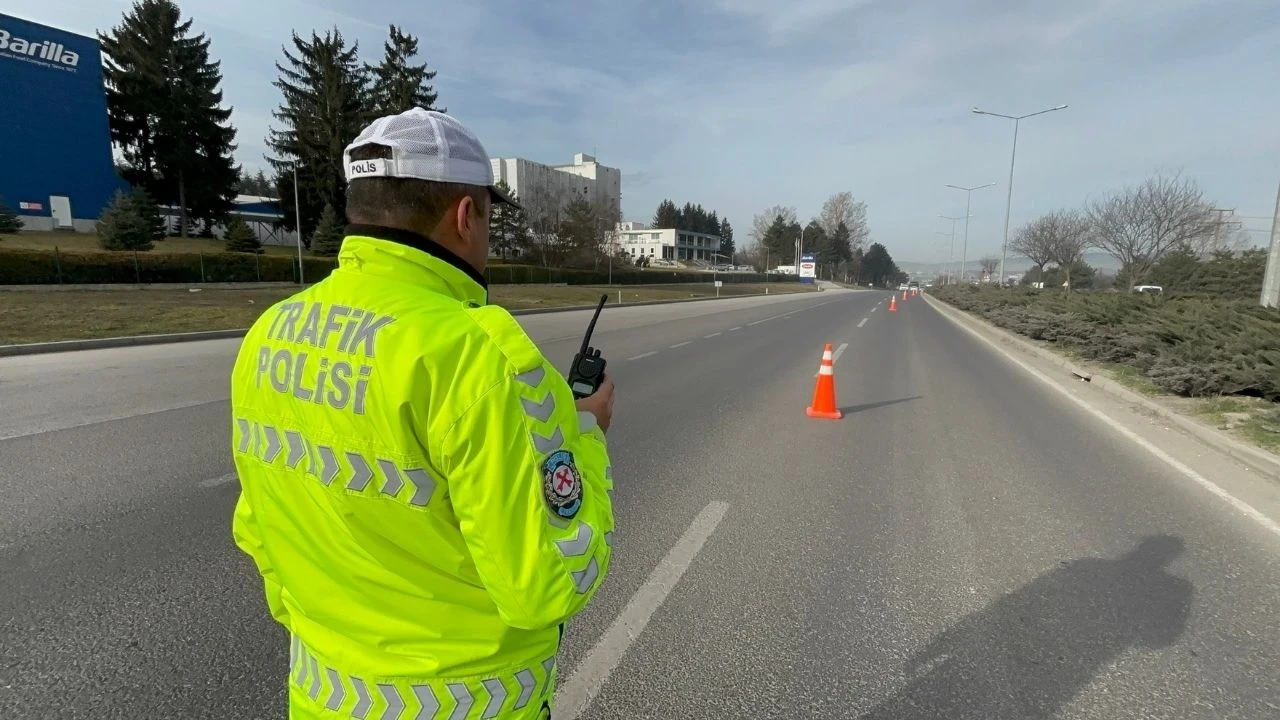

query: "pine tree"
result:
(0, 196), (24, 235)
(652, 199), (679, 228)
(98, 190), (156, 251)
(719, 218), (734, 260)
(99, 0), (239, 236)
(224, 217), (263, 253)
(310, 203), (345, 256)
(489, 180), (531, 260)
(366, 25), (443, 116)
(130, 186), (168, 241)
(830, 221), (853, 273)
(268, 28), (369, 246)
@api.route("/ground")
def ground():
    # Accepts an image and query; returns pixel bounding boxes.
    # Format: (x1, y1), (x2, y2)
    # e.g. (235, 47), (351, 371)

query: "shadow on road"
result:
(838, 396), (922, 414)
(859, 535), (1193, 720)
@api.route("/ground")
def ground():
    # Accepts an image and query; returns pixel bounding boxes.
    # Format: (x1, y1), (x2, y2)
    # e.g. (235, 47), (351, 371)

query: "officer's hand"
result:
(575, 374), (615, 435)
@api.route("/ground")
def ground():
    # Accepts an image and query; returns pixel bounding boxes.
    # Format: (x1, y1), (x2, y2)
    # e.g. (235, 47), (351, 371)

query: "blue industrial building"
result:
(0, 13), (126, 230)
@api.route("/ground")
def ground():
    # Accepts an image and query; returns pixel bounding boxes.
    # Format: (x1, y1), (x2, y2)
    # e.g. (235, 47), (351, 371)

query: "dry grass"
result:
(0, 283), (814, 345)
(0, 230), (304, 257)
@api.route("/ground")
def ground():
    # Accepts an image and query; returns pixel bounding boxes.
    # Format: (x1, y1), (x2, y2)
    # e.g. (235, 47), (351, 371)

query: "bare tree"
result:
(1047, 211), (1090, 291)
(1009, 215), (1058, 283)
(980, 255), (1000, 280)
(750, 204), (796, 247)
(818, 192), (870, 251)
(523, 184), (569, 267)
(1086, 171), (1214, 289)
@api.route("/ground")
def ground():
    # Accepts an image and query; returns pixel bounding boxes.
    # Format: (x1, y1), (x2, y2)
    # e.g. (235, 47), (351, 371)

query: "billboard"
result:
(0, 14), (124, 225)
(799, 253), (816, 283)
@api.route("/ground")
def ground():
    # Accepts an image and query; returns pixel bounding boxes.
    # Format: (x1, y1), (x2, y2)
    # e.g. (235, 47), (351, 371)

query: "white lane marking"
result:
(815, 343), (850, 376)
(782, 315), (793, 319)
(200, 472), (238, 488)
(858, 318), (868, 328)
(627, 351), (657, 361)
(670, 341), (692, 349)
(704, 332), (722, 338)
(728, 326), (742, 332)
(933, 300), (1280, 540)
(870, 307), (877, 313)
(556, 501), (730, 719)
(747, 318), (770, 326)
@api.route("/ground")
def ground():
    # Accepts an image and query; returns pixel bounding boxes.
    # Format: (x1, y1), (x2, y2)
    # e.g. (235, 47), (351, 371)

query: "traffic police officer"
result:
(230, 108), (616, 719)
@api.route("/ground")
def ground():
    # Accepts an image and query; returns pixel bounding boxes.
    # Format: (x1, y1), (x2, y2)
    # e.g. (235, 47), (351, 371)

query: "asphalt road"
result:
(2, 287), (1278, 719)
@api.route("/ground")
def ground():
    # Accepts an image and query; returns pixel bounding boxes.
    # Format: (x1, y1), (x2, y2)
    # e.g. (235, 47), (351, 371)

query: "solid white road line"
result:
(670, 341), (692, 349)
(555, 501), (731, 719)
(934, 300), (1280, 540)
(200, 472), (238, 488)
(627, 351), (658, 361)
(857, 318), (868, 328)
(704, 332), (722, 338)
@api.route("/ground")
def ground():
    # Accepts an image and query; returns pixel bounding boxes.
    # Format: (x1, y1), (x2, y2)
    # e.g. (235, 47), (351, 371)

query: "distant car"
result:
(898, 283), (909, 291)
(1133, 285), (1163, 295)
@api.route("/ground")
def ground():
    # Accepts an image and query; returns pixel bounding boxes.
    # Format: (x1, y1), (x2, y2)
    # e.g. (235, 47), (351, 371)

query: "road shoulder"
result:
(924, 293), (1280, 537)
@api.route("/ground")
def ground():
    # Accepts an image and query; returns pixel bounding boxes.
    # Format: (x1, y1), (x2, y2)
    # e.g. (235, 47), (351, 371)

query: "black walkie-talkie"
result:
(567, 294), (609, 399)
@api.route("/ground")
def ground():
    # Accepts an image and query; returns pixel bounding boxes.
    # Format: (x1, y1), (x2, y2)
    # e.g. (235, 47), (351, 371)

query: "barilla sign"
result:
(0, 24), (81, 70)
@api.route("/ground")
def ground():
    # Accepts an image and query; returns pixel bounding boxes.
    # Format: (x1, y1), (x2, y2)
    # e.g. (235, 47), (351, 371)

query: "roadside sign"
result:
(714, 280), (723, 288)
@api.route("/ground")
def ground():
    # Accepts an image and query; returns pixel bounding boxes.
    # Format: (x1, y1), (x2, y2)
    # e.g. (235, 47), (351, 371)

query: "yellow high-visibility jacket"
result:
(230, 226), (614, 719)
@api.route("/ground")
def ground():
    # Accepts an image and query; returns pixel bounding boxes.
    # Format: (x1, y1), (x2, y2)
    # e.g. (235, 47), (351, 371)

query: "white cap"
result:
(343, 107), (521, 209)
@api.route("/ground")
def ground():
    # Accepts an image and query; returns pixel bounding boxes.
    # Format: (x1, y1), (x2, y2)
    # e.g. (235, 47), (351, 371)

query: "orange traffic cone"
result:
(889, 295), (898, 312)
(806, 344), (843, 420)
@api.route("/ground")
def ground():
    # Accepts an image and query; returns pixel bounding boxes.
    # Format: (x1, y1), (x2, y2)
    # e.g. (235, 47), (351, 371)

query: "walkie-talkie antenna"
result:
(579, 294), (608, 356)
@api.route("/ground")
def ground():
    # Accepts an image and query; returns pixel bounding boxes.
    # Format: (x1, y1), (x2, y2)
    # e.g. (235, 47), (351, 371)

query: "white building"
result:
(617, 227), (725, 263)
(490, 152), (621, 220)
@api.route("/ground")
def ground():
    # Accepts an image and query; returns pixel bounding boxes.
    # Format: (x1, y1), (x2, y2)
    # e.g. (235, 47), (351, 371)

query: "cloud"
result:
(7, 0), (1280, 263)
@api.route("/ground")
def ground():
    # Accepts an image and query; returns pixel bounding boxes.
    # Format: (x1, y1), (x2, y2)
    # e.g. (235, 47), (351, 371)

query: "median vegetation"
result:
(932, 286), (1280, 402)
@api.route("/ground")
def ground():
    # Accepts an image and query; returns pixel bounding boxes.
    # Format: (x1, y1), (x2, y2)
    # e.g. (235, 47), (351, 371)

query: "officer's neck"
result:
(344, 223), (488, 290)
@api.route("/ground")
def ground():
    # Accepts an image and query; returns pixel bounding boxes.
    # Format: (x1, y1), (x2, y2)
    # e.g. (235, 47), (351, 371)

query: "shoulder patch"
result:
(464, 305), (545, 376)
(542, 450), (583, 520)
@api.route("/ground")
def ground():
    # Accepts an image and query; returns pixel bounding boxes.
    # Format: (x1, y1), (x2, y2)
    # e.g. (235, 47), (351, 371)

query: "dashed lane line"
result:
(627, 351), (658, 361)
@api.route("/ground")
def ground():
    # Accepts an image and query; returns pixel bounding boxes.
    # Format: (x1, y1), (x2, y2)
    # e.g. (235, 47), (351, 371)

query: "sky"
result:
(9, 0), (1280, 263)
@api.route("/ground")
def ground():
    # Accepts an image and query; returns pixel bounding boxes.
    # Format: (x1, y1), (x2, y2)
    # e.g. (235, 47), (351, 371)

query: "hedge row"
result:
(934, 286), (1280, 401)
(0, 248), (795, 287)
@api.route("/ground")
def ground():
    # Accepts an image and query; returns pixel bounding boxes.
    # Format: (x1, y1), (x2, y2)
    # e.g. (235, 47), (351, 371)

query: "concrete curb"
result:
(0, 288), (817, 358)
(924, 293), (1280, 482)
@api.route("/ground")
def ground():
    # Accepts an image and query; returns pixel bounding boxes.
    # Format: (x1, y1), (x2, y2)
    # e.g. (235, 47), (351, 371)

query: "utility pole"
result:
(1262, 183), (1280, 308)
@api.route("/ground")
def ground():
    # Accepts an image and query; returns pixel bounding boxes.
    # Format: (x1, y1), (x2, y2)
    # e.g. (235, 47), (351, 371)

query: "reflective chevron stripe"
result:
(446, 683), (474, 720)
(351, 677), (373, 719)
(346, 452), (373, 491)
(234, 419), (438, 510)
(520, 393), (555, 422)
(571, 556), (599, 593)
(378, 684), (404, 720)
(480, 678), (507, 719)
(514, 365), (546, 387)
(555, 522), (593, 557)
(411, 684), (440, 719)
(237, 418), (252, 453)
(289, 635), (552, 720)
(325, 666), (346, 711)
(285, 430), (308, 468)
(513, 669), (536, 710)
(532, 427), (563, 454)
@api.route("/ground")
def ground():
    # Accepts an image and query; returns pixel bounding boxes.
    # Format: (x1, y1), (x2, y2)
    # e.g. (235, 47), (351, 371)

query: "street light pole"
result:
(938, 214), (965, 285)
(945, 183), (996, 284)
(973, 104), (1068, 286)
